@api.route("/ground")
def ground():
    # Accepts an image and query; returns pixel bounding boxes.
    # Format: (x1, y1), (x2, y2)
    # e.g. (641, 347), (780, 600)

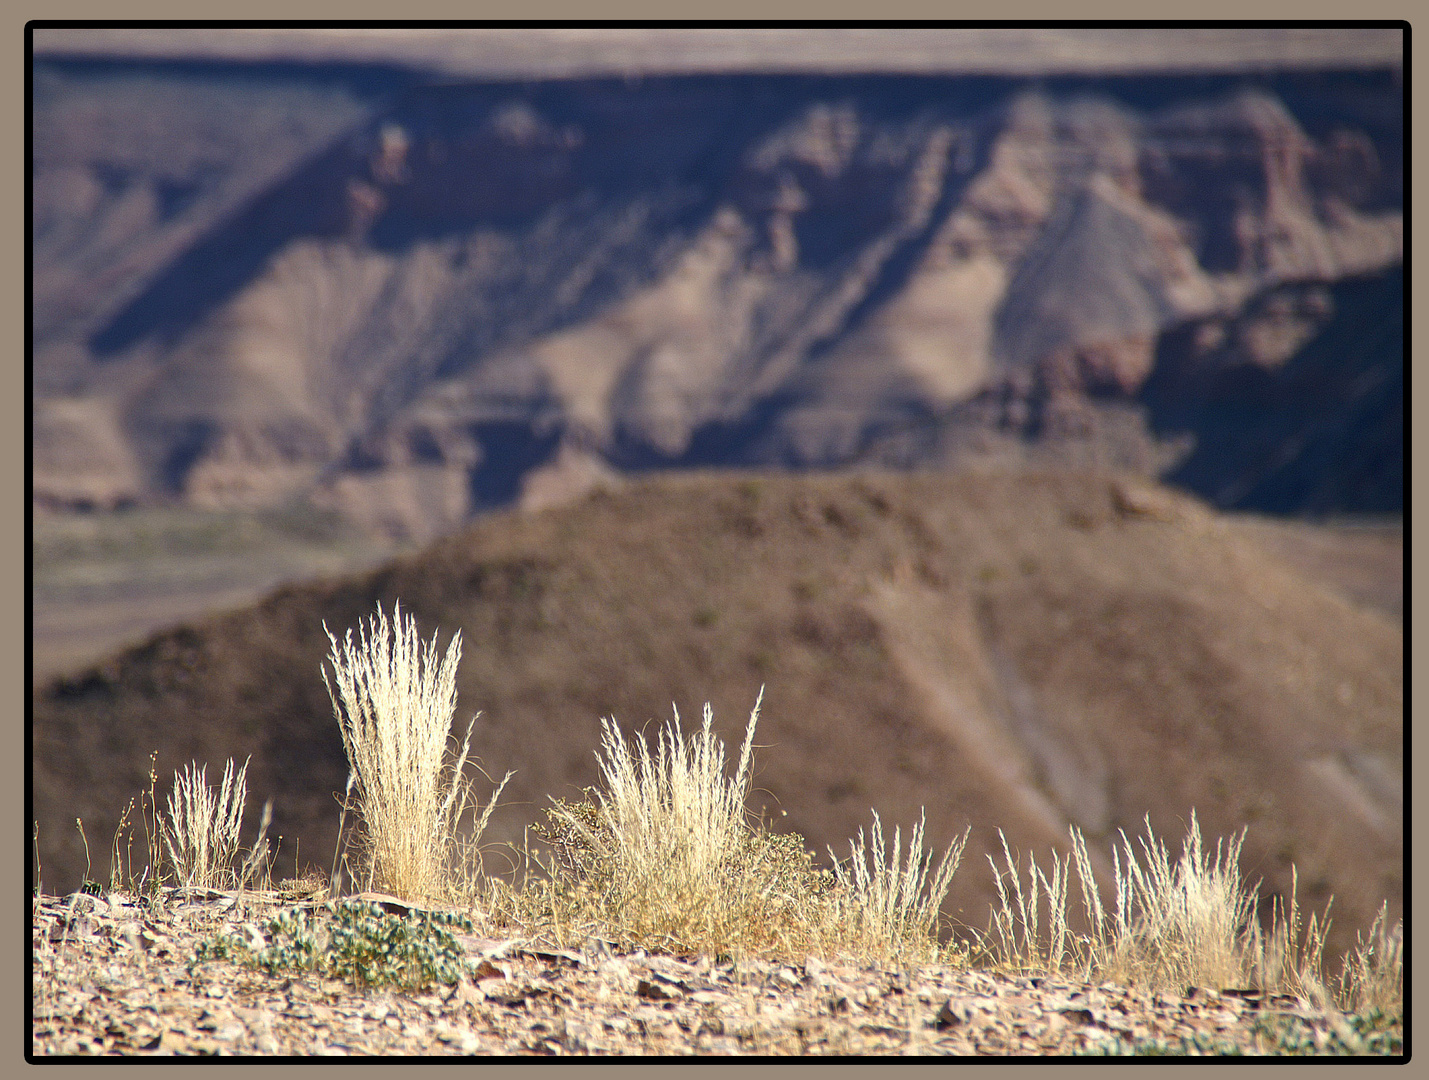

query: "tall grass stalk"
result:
(984, 829), (1078, 977)
(975, 812), (1400, 1015)
(829, 810), (967, 964)
(1238, 866), (1331, 1007)
(163, 757), (250, 890)
(100, 752), (164, 897)
(323, 601), (509, 904)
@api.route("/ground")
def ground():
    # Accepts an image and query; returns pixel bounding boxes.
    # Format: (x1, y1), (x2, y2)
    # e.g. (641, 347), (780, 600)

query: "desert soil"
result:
(31, 888), (1382, 1059)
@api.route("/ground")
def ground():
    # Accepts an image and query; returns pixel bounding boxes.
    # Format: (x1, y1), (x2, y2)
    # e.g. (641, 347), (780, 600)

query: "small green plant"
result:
(323, 601), (511, 904)
(1335, 1008), (1403, 1055)
(323, 903), (474, 990)
(1248, 1008), (1403, 1056)
(1077, 1031), (1246, 1056)
(194, 899), (475, 992)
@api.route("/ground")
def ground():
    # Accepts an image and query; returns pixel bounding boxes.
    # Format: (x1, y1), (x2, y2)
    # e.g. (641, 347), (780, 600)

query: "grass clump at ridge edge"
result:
(163, 757), (268, 892)
(977, 814), (1403, 1018)
(313, 601), (1403, 1007)
(524, 688), (965, 964)
(322, 601), (510, 904)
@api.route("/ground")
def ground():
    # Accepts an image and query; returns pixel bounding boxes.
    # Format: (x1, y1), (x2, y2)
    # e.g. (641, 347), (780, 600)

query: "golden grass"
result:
(525, 691), (837, 959)
(322, 601), (510, 902)
(162, 757), (252, 890)
(509, 689), (966, 965)
(828, 809), (967, 964)
(1335, 902), (1404, 1015)
(974, 813), (1402, 1015)
(62, 600), (1401, 1025)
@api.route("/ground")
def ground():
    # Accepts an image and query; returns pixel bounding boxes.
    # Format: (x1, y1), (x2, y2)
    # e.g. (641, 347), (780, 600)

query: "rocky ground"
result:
(30, 888), (1399, 1059)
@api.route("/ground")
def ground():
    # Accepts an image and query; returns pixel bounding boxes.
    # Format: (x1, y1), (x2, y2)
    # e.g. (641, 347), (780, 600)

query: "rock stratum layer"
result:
(32, 58), (1402, 539)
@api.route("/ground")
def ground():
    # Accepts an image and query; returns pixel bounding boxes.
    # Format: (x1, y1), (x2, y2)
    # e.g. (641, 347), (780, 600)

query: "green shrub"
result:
(194, 900), (475, 992)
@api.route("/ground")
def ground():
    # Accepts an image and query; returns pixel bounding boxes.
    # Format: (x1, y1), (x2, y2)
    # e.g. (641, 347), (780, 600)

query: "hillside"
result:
(31, 55), (1403, 545)
(32, 469), (1402, 962)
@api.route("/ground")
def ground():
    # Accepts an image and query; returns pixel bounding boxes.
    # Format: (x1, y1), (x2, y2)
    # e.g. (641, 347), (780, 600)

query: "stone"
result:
(29, 889), (1397, 1057)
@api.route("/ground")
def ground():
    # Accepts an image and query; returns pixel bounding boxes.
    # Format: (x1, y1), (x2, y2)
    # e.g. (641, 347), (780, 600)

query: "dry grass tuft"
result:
(829, 810), (967, 964)
(527, 689), (824, 958)
(308, 603), (1397, 1004)
(1334, 902), (1403, 1015)
(323, 601), (510, 904)
(516, 690), (964, 965)
(975, 813), (1402, 1016)
(1100, 811), (1256, 992)
(78, 752), (273, 897)
(54, 598), (1400, 1031)
(162, 758), (251, 890)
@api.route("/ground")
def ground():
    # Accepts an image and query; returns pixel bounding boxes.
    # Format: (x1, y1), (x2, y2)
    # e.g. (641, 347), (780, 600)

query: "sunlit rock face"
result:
(33, 61), (1402, 537)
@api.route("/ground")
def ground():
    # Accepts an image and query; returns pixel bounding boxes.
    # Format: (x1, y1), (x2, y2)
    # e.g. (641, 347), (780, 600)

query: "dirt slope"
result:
(31, 470), (1401, 961)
